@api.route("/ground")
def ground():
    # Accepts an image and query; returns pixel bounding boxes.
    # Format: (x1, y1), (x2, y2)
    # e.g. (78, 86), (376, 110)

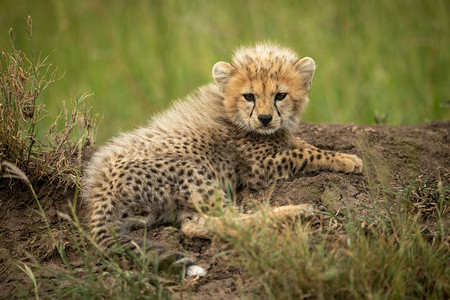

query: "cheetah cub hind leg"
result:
(91, 216), (207, 277)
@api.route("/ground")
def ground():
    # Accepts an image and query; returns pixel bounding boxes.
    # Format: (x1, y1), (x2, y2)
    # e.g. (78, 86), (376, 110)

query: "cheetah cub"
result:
(83, 43), (363, 277)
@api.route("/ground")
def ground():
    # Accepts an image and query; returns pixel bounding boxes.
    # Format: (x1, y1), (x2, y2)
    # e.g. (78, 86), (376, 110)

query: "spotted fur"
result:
(83, 43), (363, 277)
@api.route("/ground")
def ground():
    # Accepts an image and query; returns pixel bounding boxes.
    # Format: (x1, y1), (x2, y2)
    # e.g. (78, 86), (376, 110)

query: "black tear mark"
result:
(274, 101), (281, 117)
(249, 102), (255, 118)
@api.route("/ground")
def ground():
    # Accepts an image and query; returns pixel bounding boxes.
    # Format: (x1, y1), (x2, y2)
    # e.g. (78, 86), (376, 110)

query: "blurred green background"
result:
(1, 0), (448, 144)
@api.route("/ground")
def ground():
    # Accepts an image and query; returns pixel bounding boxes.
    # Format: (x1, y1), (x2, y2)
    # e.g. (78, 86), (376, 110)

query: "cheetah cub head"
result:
(213, 43), (315, 135)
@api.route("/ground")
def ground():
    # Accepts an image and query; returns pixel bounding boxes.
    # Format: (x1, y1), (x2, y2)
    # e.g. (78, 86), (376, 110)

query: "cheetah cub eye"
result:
(275, 93), (287, 101)
(243, 94), (255, 102)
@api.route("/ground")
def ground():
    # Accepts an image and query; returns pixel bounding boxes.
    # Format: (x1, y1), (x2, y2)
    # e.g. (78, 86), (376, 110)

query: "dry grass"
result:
(0, 17), (96, 190)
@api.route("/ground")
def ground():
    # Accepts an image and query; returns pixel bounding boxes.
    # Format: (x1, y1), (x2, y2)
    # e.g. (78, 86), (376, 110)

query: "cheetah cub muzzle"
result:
(83, 42), (363, 277)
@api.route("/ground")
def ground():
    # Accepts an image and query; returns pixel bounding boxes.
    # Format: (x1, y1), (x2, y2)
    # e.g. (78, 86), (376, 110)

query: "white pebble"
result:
(186, 265), (207, 277)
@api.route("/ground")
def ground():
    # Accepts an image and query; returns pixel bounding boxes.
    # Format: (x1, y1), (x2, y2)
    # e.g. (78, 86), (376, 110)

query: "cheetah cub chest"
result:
(83, 43), (363, 277)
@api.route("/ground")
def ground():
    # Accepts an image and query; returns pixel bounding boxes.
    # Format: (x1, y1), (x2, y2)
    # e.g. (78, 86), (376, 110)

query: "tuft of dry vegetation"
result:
(0, 16), (95, 190)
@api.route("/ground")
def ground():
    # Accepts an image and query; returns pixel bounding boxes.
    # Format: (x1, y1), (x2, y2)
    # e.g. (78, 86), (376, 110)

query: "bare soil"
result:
(1, 121), (449, 299)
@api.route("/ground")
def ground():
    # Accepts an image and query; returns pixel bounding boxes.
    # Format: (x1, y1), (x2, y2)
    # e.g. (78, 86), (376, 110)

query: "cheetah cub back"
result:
(83, 42), (363, 277)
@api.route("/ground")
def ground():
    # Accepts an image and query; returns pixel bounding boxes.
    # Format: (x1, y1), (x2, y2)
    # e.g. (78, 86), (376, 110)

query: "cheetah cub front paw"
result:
(334, 154), (363, 174)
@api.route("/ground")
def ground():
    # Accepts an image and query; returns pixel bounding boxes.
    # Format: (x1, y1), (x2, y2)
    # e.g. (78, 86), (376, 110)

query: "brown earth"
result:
(0, 121), (449, 299)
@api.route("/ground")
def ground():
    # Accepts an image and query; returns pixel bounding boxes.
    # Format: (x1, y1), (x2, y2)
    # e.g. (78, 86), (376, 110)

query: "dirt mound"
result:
(0, 121), (448, 298)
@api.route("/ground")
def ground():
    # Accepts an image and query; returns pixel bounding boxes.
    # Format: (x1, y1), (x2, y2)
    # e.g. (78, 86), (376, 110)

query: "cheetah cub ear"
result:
(212, 61), (235, 87)
(295, 57), (316, 90)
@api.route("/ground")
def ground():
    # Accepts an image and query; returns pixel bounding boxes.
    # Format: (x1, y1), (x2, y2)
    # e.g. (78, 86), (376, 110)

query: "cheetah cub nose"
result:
(258, 114), (273, 126)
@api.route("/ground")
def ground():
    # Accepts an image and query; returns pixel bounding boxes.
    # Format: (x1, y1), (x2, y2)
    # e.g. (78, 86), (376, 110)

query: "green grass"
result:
(1, 0), (448, 144)
(209, 177), (449, 299)
(0, 3), (448, 299)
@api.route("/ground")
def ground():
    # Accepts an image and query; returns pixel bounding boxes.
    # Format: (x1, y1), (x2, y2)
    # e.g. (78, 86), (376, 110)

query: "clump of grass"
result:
(208, 178), (449, 299)
(396, 174), (449, 218)
(0, 16), (95, 190)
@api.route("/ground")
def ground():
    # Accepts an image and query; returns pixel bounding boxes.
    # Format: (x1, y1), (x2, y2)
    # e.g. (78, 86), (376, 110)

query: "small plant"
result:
(0, 16), (95, 190)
